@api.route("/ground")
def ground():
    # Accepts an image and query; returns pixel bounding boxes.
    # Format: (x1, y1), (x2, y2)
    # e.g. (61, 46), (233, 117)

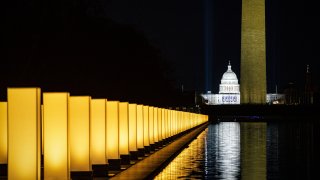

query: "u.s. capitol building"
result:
(202, 62), (241, 105)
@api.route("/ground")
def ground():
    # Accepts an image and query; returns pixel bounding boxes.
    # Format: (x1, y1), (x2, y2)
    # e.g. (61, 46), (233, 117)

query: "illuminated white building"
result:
(266, 93), (285, 104)
(202, 62), (240, 105)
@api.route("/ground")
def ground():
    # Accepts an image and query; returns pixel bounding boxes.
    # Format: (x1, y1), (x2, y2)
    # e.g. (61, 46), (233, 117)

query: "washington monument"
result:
(241, 0), (267, 104)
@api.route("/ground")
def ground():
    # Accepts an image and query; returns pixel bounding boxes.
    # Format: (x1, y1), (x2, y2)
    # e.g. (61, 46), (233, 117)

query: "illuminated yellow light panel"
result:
(174, 111), (177, 135)
(153, 107), (158, 143)
(178, 112), (181, 134)
(148, 107), (154, 145)
(136, 105), (144, 149)
(90, 99), (107, 165)
(43, 93), (69, 179)
(173, 110), (176, 136)
(143, 106), (149, 147)
(181, 113), (185, 132)
(169, 110), (172, 137)
(165, 109), (168, 139)
(41, 105), (44, 156)
(106, 101), (120, 160)
(161, 109), (166, 140)
(171, 110), (174, 136)
(0, 102), (7, 164)
(175, 111), (179, 135)
(7, 88), (41, 180)
(187, 113), (191, 130)
(168, 110), (172, 137)
(157, 108), (162, 142)
(119, 102), (129, 156)
(177, 111), (179, 134)
(69, 96), (91, 172)
(170, 110), (173, 136)
(128, 104), (137, 152)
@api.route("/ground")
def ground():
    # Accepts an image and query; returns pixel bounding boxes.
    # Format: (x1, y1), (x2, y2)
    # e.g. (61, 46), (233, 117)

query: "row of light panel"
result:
(0, 87), (208, 179)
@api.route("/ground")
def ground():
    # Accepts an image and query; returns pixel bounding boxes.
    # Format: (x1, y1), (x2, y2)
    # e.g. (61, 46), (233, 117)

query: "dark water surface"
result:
(155, 118), (320, 179)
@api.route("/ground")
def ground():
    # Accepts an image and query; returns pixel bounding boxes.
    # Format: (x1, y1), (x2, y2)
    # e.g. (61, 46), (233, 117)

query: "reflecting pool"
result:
(155, 118), (320, 179)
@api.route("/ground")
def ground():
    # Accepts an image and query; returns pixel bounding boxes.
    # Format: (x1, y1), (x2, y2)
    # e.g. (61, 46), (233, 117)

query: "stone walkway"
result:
(111, 123), (208, 180)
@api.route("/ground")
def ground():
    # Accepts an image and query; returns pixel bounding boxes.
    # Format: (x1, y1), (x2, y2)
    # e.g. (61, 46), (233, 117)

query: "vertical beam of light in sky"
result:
(204, 0), (213, 92)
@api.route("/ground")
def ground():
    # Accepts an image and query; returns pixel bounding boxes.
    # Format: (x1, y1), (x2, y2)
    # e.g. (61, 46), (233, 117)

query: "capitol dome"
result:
(221, 61), (238, 83)
(219, 61), (240, 94)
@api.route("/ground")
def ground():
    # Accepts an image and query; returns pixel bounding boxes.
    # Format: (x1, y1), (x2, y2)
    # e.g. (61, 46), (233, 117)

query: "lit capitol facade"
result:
(202, 61), (241, 105)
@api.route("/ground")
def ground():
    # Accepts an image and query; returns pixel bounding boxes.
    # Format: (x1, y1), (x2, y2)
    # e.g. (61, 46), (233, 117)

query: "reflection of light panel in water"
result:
(211, 122), (240, 180)
(154, 129), (208, 179)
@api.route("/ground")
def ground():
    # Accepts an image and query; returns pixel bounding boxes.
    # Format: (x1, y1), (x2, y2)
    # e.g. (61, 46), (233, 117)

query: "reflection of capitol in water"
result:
(206, 122), (240, 179)
(201, 61), (241, 105)
(155, 123), (241, 179)
(155, 122), (268, 179)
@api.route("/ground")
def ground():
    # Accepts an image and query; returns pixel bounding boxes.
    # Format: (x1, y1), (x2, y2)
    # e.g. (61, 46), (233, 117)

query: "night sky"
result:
(2, 0), (320, 105)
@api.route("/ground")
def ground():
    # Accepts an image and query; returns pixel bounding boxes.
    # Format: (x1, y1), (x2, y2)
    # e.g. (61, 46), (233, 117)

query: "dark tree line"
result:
(1, 0), (189, 107)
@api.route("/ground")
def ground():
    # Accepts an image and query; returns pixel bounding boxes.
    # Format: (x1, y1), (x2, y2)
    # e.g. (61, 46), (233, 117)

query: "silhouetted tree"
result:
(1, 0), (177, 107)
